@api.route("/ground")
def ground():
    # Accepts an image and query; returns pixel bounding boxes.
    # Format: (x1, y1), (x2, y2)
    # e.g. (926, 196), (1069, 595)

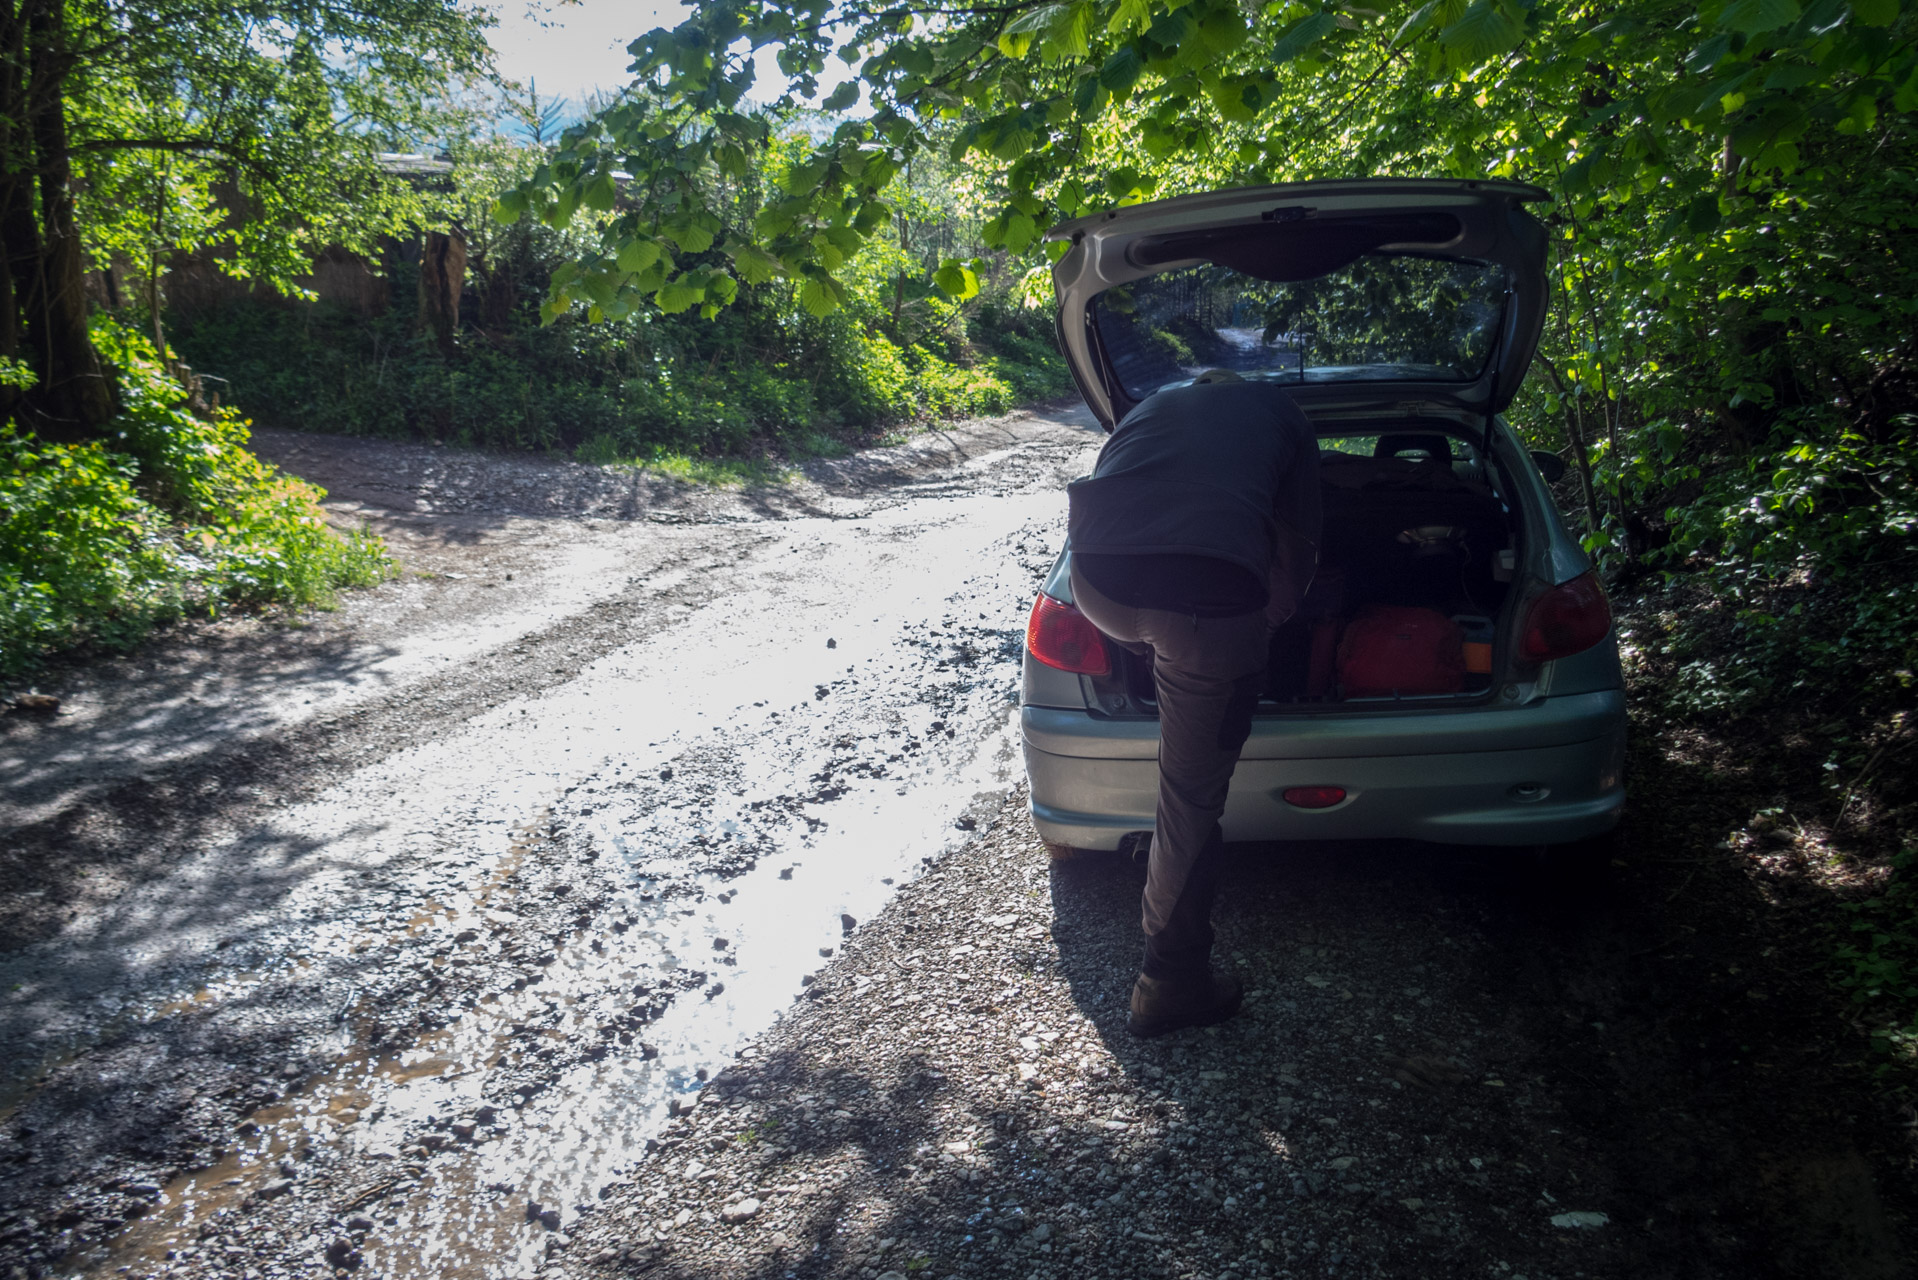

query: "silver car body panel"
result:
(1025, 727), (1625, 848)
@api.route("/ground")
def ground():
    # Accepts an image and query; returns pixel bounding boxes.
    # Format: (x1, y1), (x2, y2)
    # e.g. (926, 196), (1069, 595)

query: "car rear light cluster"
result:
(1026, 593), (1110, 675)
(1520, 570), (1613, 662)
(1282, 786), (1347, 809)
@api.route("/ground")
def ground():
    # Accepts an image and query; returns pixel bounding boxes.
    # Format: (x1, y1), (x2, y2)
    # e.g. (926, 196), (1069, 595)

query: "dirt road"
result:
(1, 410), (1911, 1280)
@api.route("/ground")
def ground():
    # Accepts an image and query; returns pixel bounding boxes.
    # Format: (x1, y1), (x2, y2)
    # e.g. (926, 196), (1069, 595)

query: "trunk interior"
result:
(1114, 429), (1522, 713)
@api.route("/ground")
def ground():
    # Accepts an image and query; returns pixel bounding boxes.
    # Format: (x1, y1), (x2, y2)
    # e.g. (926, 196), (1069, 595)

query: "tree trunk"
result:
(8, 0), (117, 439)
(1536, 355), (1605, 541)
(0, 0), (33, 423)
(418, 228), (466, 356)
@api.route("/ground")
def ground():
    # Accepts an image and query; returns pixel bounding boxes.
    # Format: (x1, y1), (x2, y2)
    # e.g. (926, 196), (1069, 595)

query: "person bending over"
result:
(1066, 371), (1320, 1037)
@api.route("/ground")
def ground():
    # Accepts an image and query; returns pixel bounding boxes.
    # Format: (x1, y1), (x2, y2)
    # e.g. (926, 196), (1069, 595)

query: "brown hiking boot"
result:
(1126, 970), (1244, 1038)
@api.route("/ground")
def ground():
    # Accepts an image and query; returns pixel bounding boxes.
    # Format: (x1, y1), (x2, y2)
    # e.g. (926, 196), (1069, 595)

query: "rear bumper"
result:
(1022, 691), (1626, 849)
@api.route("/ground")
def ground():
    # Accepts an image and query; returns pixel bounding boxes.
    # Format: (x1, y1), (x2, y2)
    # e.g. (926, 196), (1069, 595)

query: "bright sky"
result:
(484, 1), (859, 120)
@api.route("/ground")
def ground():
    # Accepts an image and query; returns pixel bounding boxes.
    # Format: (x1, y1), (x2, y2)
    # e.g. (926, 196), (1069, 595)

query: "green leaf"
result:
(1392, 0), (1441, 46)
(798, 276), (842, 316)
(1098, 45), (1145, 95)
(1042, 3), (1093, 60)
(1762, 60), (1822, 90)
(823, 225), (864, 253)
(983, 112), (1040, 160)
(492, 189), (528, 223)
(998, 4), (1065, 57)
(1894, 64), (1918, 112)
(1438, 0), (1524, 61)
(1107, 0), (1152, 34)
(728, 243), (782, 285)
(1718, 0), (1802, 35)
(1206, 77), (1259, 123)
(821, 80), (860, 112)
(1274, 12), (1338, 63)
(1073, 72), (1105, 118)
(934, 257), (980, 300)
(862, 154), (900, 190)
(583, 173), (618, 213)
(581, 272), (617, 307)
(662, 212), (716, 254)
(1003, 211), (1038, 252)
(632, 257), (670, 293)
(655, 276), (702, 314)
(1852, 0), (1898, 25)
(616, 237), (663, 275)
(948, 122), (982, 164)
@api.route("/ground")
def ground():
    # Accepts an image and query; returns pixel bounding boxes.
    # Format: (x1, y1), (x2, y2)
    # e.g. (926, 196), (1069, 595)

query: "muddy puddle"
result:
(46, 496), (1061, 1279)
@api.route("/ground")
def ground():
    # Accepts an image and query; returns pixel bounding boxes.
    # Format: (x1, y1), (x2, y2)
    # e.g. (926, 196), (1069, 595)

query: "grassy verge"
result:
(1, 321), (392, 681)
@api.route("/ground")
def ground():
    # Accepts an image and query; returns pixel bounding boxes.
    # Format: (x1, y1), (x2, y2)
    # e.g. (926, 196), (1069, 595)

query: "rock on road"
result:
(1, 405), (1910, 1280)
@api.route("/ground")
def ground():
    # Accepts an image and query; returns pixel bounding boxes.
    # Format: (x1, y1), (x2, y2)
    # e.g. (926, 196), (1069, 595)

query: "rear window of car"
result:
(1091, 253), (1508, 402)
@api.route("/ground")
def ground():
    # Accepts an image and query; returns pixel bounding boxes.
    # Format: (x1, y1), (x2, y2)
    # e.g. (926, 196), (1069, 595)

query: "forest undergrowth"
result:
(1618, 566), (1918, 1111)
(0, 322), (390, 679)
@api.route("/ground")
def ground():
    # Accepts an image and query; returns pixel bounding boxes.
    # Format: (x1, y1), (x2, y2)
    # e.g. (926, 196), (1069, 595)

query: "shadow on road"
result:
(1040, 836), (1911, 1279)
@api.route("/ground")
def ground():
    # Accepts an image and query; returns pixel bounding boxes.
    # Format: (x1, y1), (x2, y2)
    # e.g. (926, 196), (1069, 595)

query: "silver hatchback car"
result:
(1021, 178), (1625, 856)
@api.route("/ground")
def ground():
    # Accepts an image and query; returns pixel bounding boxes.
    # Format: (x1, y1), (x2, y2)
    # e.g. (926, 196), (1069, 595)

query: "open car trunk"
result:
(1104, 427), (1522, 713)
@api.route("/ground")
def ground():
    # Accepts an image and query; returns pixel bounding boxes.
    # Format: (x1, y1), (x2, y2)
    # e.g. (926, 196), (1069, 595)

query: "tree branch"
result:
(72, 136), (247, 156)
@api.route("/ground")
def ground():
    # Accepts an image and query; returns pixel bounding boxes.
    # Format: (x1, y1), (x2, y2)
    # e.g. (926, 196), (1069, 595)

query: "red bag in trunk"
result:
(1336, 605), (1465, 697)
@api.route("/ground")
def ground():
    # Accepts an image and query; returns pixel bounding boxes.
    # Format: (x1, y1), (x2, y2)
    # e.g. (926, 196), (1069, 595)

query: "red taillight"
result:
(1026, 593), (1111, 675)
(1283, 786), (1347, 809)
(1520, 570), (1613, 662)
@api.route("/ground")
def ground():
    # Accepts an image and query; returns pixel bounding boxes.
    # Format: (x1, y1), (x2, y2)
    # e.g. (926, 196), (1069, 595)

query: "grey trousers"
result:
(1069, 565), (1269, 979)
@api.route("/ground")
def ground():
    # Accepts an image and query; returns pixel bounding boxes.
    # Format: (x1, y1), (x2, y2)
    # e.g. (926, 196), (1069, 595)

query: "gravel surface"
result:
(551, 787), (1910, 1280)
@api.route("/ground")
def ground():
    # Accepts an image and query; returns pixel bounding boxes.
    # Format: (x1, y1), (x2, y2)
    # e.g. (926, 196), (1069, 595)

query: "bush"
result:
(1835, 844), (1918, 1069)
(169, 268), (1069, 466)
(0, 427), (182, 664)
(0, 321), (390, 676)
(1647, 408), (1918, 718)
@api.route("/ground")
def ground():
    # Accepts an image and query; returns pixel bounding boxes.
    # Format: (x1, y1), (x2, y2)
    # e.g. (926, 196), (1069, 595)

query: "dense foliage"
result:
(0, 323), (389, 675)
(0, 0), (488, 673)
(0, 0), (494, 435)
(171, 128), (1070, 465)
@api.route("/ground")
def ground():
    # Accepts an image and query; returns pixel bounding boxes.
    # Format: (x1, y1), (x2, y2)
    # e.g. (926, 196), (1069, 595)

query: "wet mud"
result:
(0, 409), (1097, 1278)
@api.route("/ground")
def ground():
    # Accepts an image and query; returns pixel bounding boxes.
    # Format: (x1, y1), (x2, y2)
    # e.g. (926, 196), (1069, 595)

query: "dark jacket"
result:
(1067, 381), (1320, 618)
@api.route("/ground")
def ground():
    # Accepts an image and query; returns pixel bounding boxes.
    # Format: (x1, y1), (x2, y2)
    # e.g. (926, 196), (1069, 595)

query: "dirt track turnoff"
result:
(1, 408), (1910, 1280)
